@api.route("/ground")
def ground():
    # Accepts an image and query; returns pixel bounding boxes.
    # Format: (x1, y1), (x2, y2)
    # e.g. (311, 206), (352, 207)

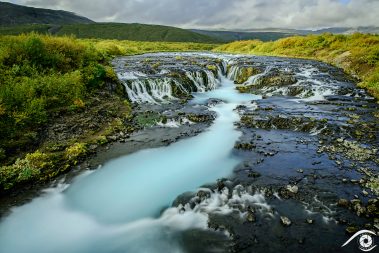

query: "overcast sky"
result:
(5, 0), (379, 29)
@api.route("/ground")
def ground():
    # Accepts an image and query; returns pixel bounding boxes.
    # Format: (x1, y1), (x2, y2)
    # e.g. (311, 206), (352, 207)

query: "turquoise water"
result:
(0, 76), (259, 253)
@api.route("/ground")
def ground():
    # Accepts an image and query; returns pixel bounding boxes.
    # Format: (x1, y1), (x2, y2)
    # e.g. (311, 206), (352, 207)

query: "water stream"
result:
(0, 52), (372, 253)
(0, 72), (259, 253)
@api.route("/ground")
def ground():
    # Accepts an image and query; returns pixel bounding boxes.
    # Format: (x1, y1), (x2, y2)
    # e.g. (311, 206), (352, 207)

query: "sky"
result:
(4, 0), (379, 30)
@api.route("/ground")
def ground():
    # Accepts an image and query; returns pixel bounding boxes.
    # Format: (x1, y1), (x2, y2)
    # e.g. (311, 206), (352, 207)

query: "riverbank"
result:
(214, 33), (379, 100)
(0, 33), (217, 194)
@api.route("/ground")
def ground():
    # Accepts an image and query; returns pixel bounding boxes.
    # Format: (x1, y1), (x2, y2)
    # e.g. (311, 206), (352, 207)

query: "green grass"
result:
(0, 23), (221, 43)
(214, 33), (379, 99)
(0, 33), (217, 192)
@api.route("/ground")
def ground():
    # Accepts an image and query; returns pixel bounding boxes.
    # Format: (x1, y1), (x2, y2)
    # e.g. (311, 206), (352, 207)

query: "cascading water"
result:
(119, 66), (221, 104)
(0, 53), (260, 253)
(0, 52), (356, 253)
(243, 66), (273, 86)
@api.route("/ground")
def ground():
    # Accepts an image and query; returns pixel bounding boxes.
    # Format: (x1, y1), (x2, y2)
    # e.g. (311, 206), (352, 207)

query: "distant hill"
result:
(1, 2), (377, 43)
(191, 26), (379, 42)
(239, 27), (379, 35)
(0, 1), (93, 25)
(0, 23), (220, 43)
(55, 23), (220, 43)
(191, 29), (294, 42)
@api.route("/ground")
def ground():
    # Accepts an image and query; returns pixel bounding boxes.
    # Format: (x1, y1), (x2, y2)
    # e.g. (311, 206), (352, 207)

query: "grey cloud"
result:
(12, 0), (379, 29)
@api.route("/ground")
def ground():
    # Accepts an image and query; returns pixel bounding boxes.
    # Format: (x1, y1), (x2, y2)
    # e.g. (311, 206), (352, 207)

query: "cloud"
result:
(10, 0), (379, 29)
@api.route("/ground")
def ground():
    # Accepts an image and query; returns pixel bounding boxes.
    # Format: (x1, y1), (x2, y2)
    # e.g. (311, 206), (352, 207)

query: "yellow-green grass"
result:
(214, 33), (379, 100)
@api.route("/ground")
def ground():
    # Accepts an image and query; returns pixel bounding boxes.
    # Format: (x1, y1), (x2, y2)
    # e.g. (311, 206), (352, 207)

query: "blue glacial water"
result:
(0, 76), (259, 253)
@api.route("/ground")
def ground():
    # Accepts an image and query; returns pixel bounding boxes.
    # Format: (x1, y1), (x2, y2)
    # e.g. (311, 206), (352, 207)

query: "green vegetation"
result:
(0, 24), (51, 35)
(56, 23), (220, 43)
(0, 23), (221, 43)
(0, 33), (217, 192)
(192, 29), (294, 42)
(214, 33), (379, 99)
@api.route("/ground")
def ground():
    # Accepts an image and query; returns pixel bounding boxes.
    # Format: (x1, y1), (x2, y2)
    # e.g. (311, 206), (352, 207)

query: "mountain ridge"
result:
(0, 1), (94, 25)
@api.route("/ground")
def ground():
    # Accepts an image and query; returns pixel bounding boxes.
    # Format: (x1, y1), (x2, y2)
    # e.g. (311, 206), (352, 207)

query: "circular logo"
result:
(359, 233), (375, 251)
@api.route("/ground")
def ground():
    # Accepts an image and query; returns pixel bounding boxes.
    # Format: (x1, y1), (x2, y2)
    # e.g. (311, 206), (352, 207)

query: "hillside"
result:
(192, 27), (379, 43)
(0, 23), (220, 43)
(191, 29), (294, 42)
(56, 23), (221, 43)
(0, 1), (93, 25)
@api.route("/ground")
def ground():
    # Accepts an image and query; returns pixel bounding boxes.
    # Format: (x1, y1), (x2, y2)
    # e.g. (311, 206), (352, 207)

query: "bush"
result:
(0, 150), (51, 190)
(65, 143), (87, 164)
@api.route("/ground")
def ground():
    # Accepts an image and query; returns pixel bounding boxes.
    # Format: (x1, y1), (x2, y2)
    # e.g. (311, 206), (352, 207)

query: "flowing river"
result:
(0, 56), (259, 253)
(1, 53), (378, 253)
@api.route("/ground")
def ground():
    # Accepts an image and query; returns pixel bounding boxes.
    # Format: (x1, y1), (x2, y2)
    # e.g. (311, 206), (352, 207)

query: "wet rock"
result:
(207, 99), (224, 107)
(234, 143), (256, 150)
(286, 185), (299, 194)
(279, 187), (296, 199)
(280, 216), (292, 226)
(187, 113), (215, 123)
(248, 171), (261, 178)
(197, 190), (211, 201)
(346, 226), (359, 234)
(367, 204), (378, 216)
(350, 200), (366, 217)
(319, 139), (377, 162)
(217, 180), (226, 192)
(337, 199), (350, 208)
(306, 219), (314, 224)
(246, 211), (256, 223)
(298, 238), (305, 244)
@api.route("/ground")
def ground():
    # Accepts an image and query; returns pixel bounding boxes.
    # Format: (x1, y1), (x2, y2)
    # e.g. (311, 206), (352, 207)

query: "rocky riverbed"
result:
(0, 52), (378, 253)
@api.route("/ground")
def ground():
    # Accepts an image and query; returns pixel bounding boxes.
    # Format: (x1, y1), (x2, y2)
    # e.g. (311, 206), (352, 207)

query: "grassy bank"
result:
(0, 33), (216, 192)
(214, 33), (379, 99)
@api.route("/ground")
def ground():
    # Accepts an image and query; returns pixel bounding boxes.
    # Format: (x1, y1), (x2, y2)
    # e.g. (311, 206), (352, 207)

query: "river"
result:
(0, 60), (259, 253)
(0, 52), (377, 253)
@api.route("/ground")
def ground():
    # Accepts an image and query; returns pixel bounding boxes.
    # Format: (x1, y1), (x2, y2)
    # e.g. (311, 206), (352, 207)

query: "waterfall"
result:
(118, 67), (222, 104)
(227, 65), (240, 80)
(122, 78), (174, 104)
(185, 71), (207, 92)
(243, 66), (273, 86)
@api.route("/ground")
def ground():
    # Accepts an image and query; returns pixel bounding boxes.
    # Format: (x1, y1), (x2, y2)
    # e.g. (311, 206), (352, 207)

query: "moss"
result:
(366, 178), (379, 195)
(152, 62), (161, 69)
(135, 111), (161, 127)
(96, 136), (108, 145)
(235, 67), (260, 84)
(206, 65), (217, 72)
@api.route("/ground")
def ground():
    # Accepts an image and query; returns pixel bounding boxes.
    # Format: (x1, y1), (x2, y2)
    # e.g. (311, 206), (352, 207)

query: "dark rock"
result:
(337, 199), (350, 208)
